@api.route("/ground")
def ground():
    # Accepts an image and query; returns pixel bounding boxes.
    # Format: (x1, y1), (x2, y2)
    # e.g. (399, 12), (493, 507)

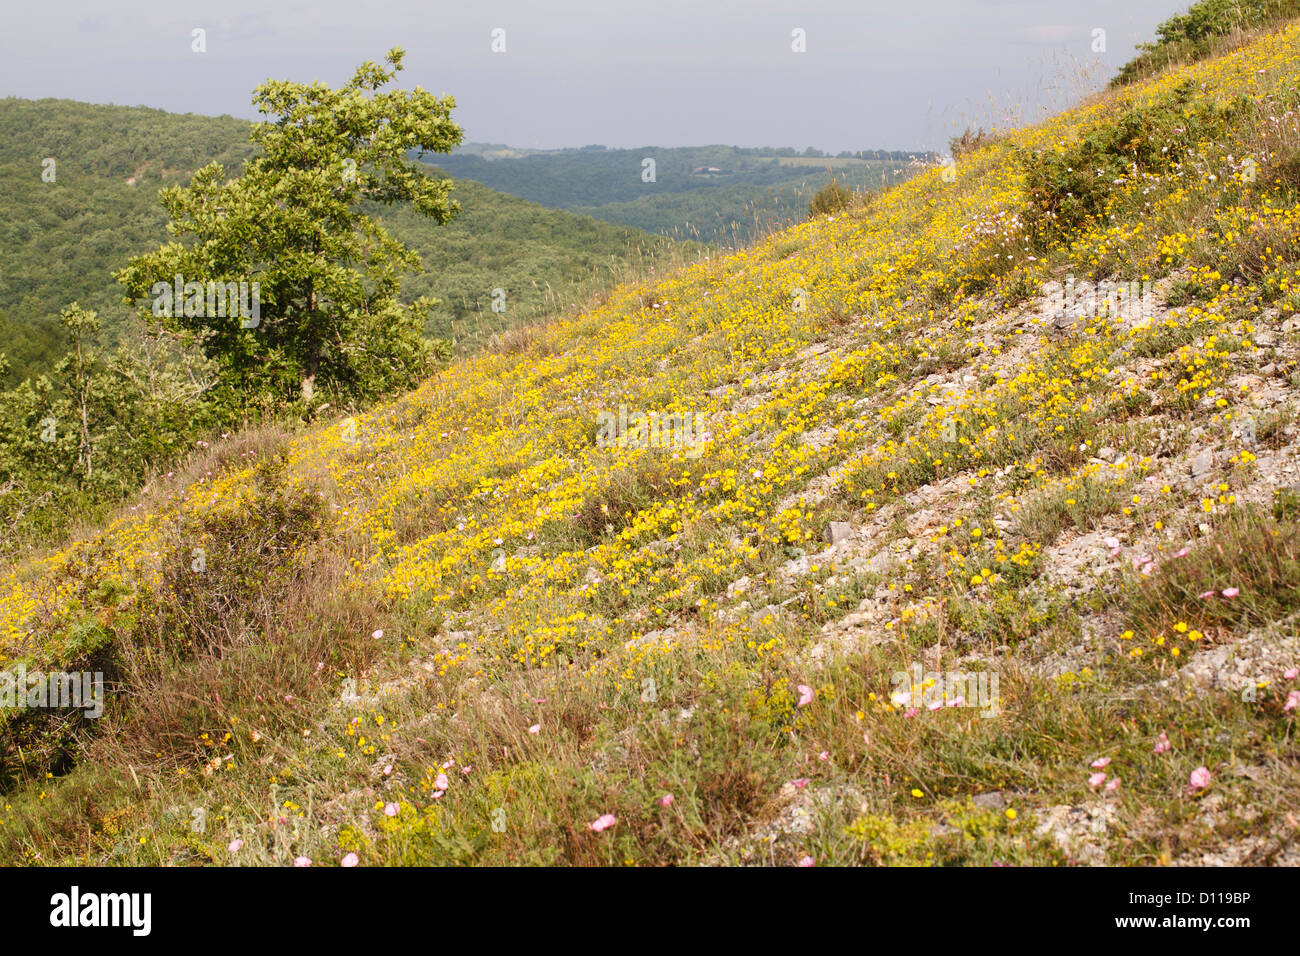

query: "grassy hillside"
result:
(4, 24), (1300, 867)
(1115, 0), (1300, 84)
(0, 99), (696, 383)
(431, 145), (923, 245)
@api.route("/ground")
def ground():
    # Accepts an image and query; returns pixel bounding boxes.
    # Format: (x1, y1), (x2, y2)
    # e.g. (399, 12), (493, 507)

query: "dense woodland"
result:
(432, 144), (922, 244)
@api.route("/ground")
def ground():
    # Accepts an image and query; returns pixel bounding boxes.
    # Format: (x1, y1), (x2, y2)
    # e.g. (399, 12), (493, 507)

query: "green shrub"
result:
(808, 178), (853, 217)
(1113, 0), (1300, 86)
(1020, 84), (1252, 247)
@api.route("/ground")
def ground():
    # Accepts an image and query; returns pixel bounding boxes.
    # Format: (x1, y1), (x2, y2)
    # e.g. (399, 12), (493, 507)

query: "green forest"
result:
(431, 144), (925, 244)
(0, 97), (696, 385)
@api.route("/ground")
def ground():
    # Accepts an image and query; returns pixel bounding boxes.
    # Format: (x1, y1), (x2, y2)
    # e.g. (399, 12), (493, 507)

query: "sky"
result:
(1, 0), (1191, 154)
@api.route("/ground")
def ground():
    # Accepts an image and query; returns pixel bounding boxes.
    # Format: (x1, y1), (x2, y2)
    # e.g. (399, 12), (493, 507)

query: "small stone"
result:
(1191, 448), (1214, 478)
(972, 791), (1006, 810)
(1098, 446), (1116, 461)
(825, 521), (853, 545)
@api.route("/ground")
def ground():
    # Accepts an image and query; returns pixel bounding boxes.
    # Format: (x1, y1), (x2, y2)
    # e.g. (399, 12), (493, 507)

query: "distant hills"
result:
(0, 98), (697, 384)
(430, 143), (933, 244)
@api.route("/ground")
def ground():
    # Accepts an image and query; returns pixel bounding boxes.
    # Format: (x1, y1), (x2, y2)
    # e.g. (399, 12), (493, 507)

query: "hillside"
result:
(431, 144), (923, 245)
(0, 99), (694, 383)
(3, 24), (1300, 868)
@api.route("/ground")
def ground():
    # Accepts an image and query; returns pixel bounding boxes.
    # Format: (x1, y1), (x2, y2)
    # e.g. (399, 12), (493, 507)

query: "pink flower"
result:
(1221, 587), (1239, 598)
(1088, 772), (1107, 788)
(371, 629), (384, 640)
(1105, 777), (1122, 792)
(1198, 590), (1216, 600)
(1154, 733), (1171, 754)
(1284, 667), (1299, 680)
(462, 765), (473, 775)
(792, 778), (810, 790)
(797, 684), (815, 707)
(528, 723), (541, 734)
(434, 773), (449, 791)
(1284, 690), (1299, 712)
(818, 751), (830, 761)
(797, 856), (815, 867)
(341, 852), (359, 867)
(228, 838), (244, 853)
(590, 814), (617, 832)
(903, 707), (918, 718)
(293, 856), (312, 867)
(1173, 547), (1191, 559)
(657, 793), (675, 807)
(384, 802), (399, 817)
(1090, 757), (1112, 769)
(1188, 767), (1212, 792)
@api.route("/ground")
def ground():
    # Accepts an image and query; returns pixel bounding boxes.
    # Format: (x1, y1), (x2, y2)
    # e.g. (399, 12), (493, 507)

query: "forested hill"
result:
(0, 98), (694, 384)
(430, 144), (926, 244)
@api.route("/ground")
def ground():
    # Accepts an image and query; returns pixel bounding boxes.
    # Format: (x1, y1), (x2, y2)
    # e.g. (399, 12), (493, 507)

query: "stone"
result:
(1191, 448), (1214, 478)
(825, 521), (853, 545)
(972, 791), (1006, 810)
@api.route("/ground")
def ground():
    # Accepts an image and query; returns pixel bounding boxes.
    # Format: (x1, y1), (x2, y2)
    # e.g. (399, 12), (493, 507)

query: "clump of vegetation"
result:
(1019, 82), (1251, 246)
(949, 127), (1000, 158)
(1113, 0), (1300, 86)
(808, 178), (854, 217)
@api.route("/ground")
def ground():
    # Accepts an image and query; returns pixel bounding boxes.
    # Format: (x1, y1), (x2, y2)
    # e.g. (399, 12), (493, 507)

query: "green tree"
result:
(114, 48), (464, 406)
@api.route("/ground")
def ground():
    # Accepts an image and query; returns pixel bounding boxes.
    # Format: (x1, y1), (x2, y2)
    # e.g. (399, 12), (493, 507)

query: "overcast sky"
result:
(2, 0), (1190, 153)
